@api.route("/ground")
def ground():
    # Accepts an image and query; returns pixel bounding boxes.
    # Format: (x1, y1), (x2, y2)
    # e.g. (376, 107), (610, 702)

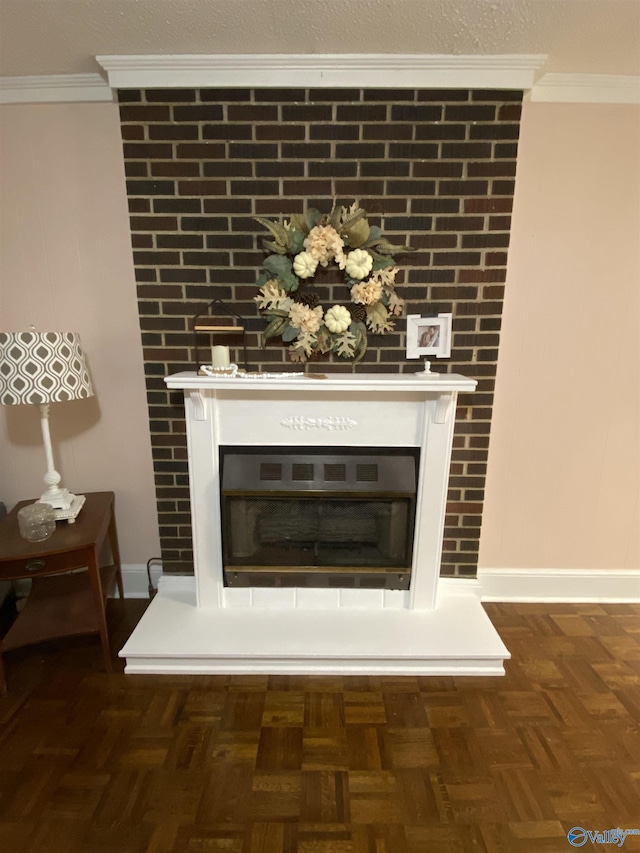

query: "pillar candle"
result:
(210, 345), (231, 368)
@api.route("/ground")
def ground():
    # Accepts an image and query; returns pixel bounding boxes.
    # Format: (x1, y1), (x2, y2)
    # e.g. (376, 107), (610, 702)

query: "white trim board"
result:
(111, 563), (163, 599)
(479, 568), (640, 603)
(531, 73), (640, 105)
(96, 53), (546, 91)
(116, 567), (640, 603)
(3, 60), (638, 105)
(0, 73), (113, 104)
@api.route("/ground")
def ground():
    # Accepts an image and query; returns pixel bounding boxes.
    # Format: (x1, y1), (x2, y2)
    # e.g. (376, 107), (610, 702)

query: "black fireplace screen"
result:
(220, 447), (418, 589)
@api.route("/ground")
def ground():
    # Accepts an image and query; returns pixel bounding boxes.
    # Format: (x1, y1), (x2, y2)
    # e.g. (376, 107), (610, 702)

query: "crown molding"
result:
(0, 73), (113, 104)
(531, 72), (640, 104)
(96, 53), (547, 90)
(3, 62), (638, 105)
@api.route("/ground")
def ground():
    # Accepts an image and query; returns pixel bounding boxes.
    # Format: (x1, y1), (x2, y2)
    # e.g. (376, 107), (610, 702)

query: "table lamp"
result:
(0, 329), (94, 521)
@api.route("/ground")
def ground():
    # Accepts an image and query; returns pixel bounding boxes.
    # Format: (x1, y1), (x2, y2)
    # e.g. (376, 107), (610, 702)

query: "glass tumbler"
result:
(17, 502), (57, 542)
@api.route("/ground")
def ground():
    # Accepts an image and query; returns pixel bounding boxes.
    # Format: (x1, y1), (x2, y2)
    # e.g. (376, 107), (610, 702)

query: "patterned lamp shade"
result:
(0, 331), (94, 406)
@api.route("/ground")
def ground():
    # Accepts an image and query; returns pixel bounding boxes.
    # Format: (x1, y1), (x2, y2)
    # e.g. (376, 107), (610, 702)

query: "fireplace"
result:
(220, 447), (419, 589)
(116, 85), (523, 581)
(120, 371), (510, 676)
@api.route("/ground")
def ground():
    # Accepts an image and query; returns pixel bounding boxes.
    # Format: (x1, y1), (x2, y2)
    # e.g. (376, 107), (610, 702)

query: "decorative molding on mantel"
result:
(96, 53), (547, 91)
(479, 568), (640, 603)
(434, 392), (454, 425)
(3, 61), (637, 105)
(531, 73), (640, 105)
(0, 73), (113, 104)
(280, 415), (358, 431)
(188, 389), (207, 422)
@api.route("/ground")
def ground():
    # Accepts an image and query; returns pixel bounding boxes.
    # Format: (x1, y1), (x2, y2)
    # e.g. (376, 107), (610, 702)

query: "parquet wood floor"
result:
(1, 599), (639, 852)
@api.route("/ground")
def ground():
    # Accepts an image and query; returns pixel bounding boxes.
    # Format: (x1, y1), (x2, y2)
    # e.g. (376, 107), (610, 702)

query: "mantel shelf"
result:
(165, 370), (477, 395)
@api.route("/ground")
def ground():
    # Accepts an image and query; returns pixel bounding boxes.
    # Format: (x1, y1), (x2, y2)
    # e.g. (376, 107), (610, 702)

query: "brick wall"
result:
(118, 86), (522, 577)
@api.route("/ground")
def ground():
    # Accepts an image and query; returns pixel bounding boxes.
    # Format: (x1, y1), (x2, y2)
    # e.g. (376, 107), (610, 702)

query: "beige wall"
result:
(0, 102), (161, 564)
(1, 98), (637, 572)
(479, 102), (639, 571)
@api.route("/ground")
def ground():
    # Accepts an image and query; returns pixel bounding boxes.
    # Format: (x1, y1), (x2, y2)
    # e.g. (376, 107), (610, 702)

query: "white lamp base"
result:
(38, 492), (86, 523)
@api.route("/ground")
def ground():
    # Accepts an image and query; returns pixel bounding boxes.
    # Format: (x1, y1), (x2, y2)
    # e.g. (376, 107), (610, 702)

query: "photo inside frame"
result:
(406, 313), (452, 359)
(418, 324), (441, 349)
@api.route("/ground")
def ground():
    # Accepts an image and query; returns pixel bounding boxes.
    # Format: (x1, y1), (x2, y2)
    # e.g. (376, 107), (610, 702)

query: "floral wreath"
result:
(254, 202), (413, 363)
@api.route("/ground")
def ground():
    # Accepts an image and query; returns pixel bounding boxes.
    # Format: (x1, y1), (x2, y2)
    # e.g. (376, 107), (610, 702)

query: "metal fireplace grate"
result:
(221, 449), (416, 495)
(219, 447), (419, 590)
(356, 463), (379, 483)
(259, 462), (282, 481)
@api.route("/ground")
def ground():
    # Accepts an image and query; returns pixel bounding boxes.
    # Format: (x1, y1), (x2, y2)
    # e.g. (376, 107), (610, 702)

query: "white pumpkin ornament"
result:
(345, 248), (373, 280)
(293, 251), (318, 279)
(324, 305), (352, 334)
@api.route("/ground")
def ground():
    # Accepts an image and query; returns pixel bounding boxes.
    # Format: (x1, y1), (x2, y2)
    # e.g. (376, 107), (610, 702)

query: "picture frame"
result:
(406, 313), (452, 359)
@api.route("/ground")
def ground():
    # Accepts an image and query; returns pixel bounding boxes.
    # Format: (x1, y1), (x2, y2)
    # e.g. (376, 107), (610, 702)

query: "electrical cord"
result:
(146, 557), (162, 598)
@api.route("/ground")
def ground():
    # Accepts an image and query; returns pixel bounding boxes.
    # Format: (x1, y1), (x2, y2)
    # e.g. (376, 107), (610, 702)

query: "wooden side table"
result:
(0, 491), (124, 693)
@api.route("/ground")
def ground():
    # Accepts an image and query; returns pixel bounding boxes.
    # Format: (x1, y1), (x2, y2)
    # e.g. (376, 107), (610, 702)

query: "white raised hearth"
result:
(120, 371), (509, 676)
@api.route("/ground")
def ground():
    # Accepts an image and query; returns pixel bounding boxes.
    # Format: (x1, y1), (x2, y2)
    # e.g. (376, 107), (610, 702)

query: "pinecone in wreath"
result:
(350, 304), (367, 324)
(294, 290), (321, 309)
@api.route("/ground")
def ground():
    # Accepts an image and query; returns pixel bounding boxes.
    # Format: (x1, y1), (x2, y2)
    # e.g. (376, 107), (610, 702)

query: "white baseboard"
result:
(478, 568), (640, 603)
(116, 568), (640, 603)
(114, 563), (163, 599)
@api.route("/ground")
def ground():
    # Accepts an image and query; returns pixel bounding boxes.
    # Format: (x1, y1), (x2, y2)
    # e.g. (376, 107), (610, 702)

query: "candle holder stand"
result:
(192, 299), (248, 372)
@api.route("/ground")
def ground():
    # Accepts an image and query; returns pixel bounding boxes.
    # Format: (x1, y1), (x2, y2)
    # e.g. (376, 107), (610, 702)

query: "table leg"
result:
(88, 547), (113, 674)
(108, 508), (124, 599)
(0, 645), (6, 695)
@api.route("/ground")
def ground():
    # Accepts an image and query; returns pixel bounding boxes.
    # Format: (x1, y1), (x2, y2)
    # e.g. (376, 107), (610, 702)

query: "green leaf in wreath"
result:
(262, 238), (287, 255)
(367, 237), (414, 255)
(342, 217), (370, 249)
(263, 254), (292, 275)
(262, 316), (289, 345)
(263, 254), (299, 292)
(257, 269), (273, 289)
(286, 227), (305, 255)
(281, 324), (300, 343)
(364, 225), (381, 245)
(283, 272), (300, 292)
(290, 213), (309, 234)
(305, 208), (322, 230)
(255, 216), (290, 251)
(351, 321), (368, 365)
(328, 203), (342, 232)
(370, 252), (396, 269)
(340, 206), (366, 231)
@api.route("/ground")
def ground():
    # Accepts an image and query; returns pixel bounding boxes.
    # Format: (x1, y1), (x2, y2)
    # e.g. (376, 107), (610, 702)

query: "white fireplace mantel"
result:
(120, 370), (509, 676)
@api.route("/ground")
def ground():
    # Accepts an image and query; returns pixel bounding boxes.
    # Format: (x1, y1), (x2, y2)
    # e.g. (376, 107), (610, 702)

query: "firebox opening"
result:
(220, 446), (419, 589)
